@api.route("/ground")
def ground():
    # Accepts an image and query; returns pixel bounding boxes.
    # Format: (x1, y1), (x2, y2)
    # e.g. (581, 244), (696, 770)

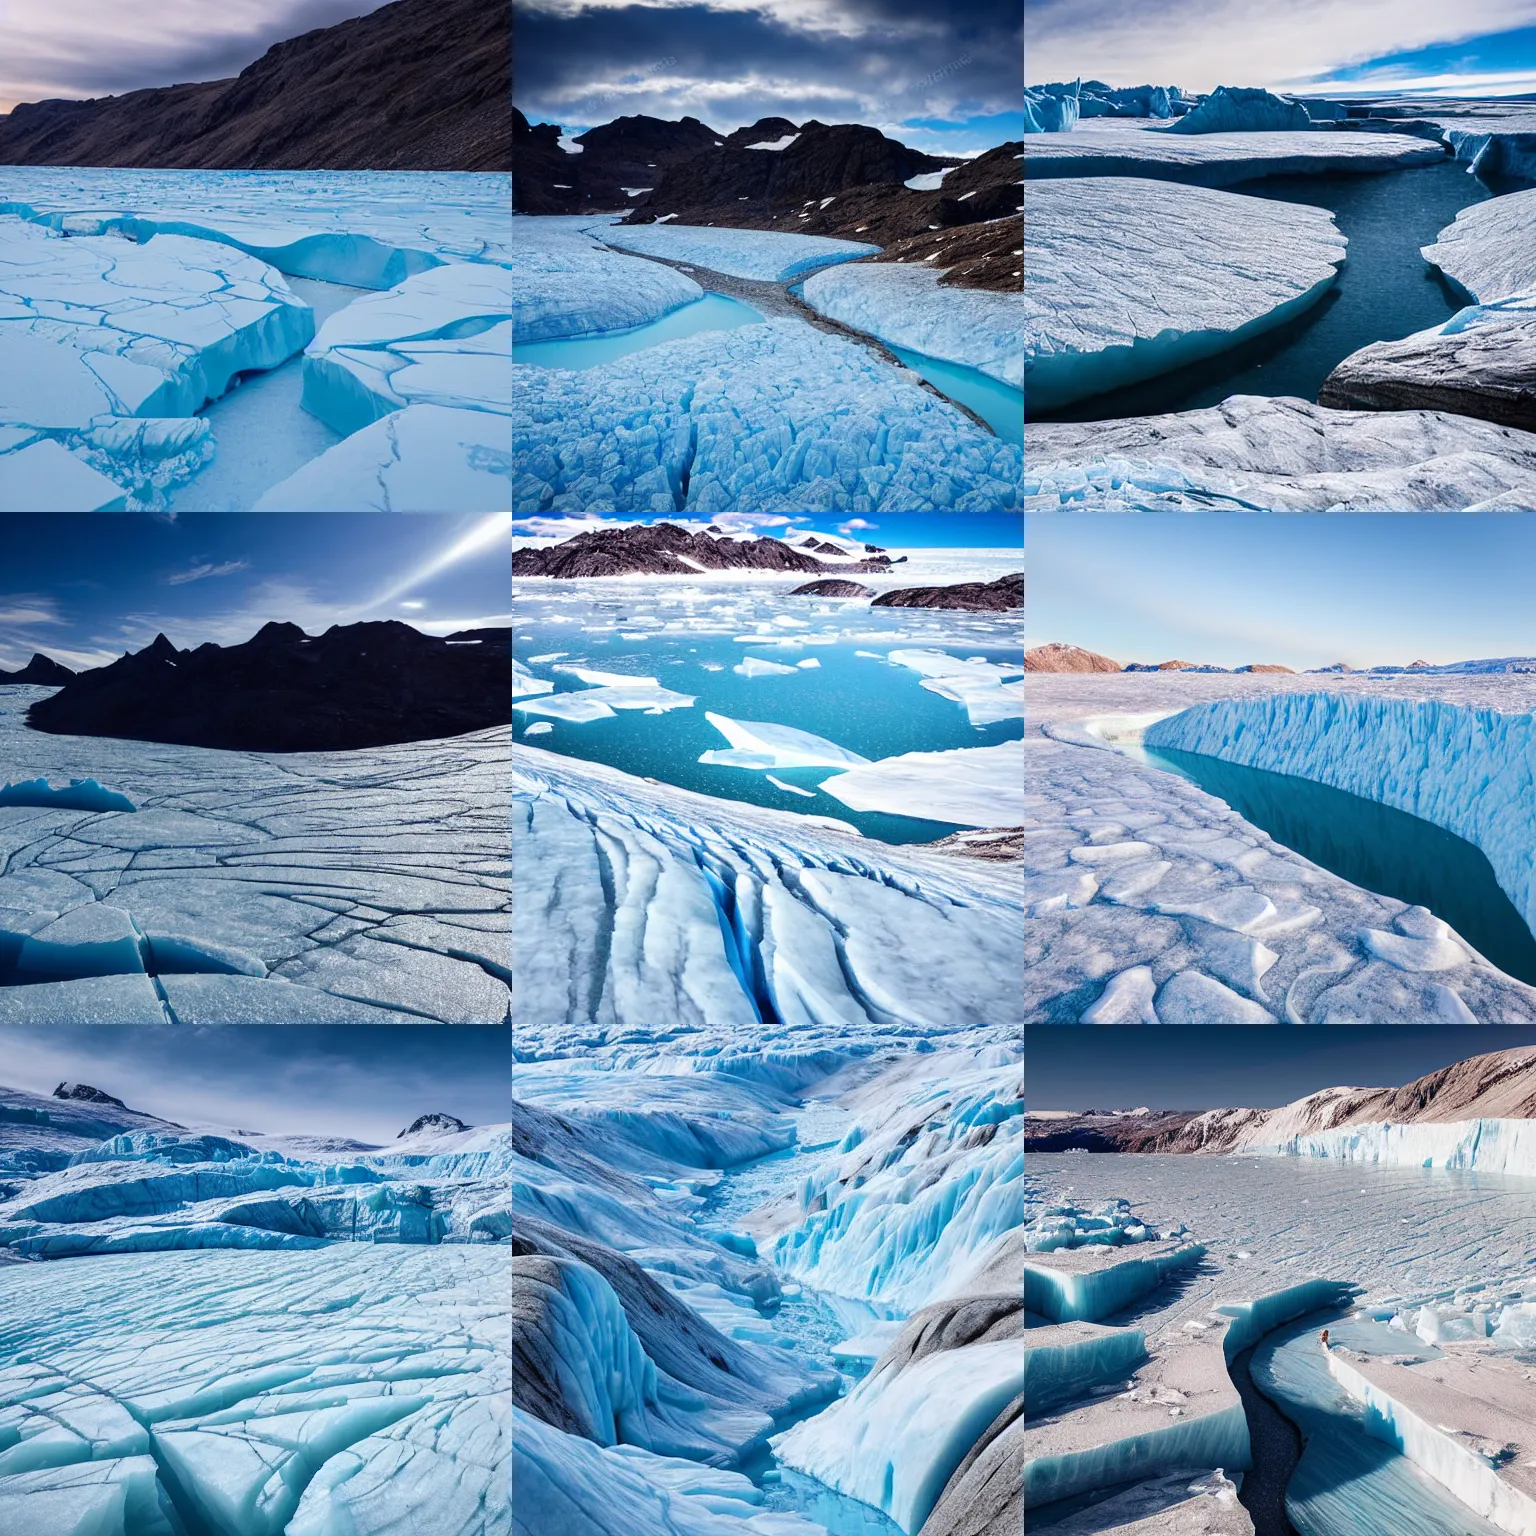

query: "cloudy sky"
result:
(1030, 1027), (1536, 1109)
(1028, 514), (1536, 671)
(512, 512), (1024, 547)
(1027, 1), (1536, 97)
(0, 1025), (510, 1143)
(0, 0), (391, 113)
(0, 512), (510, 673)
(517, 0), (1023, 156)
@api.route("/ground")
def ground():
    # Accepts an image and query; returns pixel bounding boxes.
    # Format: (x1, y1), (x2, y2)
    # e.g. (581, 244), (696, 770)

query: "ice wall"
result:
(1024, 1244), (1206, 1323)
(1143, 691), (1536, 934)
(1244, 1116), (1536, 1178)
(1024, 1325), (1147, 1416)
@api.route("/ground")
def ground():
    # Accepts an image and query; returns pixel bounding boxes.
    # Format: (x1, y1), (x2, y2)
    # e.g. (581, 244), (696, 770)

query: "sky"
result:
(0, 0), (392, 114)
(0, 513), (510, 674)
(1029, 1026), (1536, 1109)
(512, 512), (1025, 547)
(516, 0), (1023, 157)
(0, 1025), (511, 1143)
(1027, 514), (1536, 671)
(1025, 1), (1536, 98)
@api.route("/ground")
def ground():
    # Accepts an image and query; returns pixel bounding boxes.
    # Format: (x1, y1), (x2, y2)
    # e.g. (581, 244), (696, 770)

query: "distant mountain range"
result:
(514, 111), (1023, 292)
(0, 654), (74, 685)
(1024, 642), (1536, 674)
(27, 620), (510, 752)
(0, 0), (509, 171)
(512, 522), (899, 578)
(1027, 1046), (1536, 1155)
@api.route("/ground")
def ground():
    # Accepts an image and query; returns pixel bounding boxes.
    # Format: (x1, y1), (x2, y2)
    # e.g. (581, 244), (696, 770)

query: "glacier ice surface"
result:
(596, 224), (882, 283)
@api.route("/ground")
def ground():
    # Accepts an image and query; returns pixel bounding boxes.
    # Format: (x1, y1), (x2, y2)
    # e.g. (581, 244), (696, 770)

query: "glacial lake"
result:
(1034, 158), (1494, 422)
(887, 343), (1024, 443)
(515, 630), (1022, 844)
(1141, 744), (1536, 986)
(512, 292), (764, 368)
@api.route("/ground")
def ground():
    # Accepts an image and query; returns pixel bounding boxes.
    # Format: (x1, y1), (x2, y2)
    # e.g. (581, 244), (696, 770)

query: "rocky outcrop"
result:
(27, 620), (510, 752)
(513, 522), (895, 579)
(0, 0), (510, 171)
(0, 654), (74, 685)
(873, 573), (1023, 611)
(788, 578), (874, 597)
(399, 1113), (468, 1138)
(1025, 642), (1120, 673)
(53, 1083), (128, 1109)
(1241, 663), (1296, 674)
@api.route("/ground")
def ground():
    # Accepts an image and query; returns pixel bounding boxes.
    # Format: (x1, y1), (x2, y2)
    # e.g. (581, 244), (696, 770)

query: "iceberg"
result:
(301, 262), (513, 437)
(733, 657), (800, 678)
(1025, 179), (1346, 410)
(697, 712), (869, 769)
(819, 742), (1025, 827)
(512, 318), (1024, 513)
(800, 260), (1024, 388)
(1167, 86), (1315, 134)
(254, 403), (511, 510)
(513, 659), (556, 698)
(884, 649), (1023, 725)
(596, 224), (881, 283)
(1025, 85), (1080, 134)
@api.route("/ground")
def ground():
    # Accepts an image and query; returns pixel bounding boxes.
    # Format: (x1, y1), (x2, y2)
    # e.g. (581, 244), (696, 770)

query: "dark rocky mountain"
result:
(788, 579), (874, 597)
(513, 110), (723, 213)
(722, 116), (800, 149)
(513, 523), (896, 579)
(0, 0), (509, 171)
(27, 620), (510, 752)
(0, 654), (74, 685)
(54, 1083), (128, 1108)
(400, 1113), (469, 1138)
(873, 573), (1023, 611)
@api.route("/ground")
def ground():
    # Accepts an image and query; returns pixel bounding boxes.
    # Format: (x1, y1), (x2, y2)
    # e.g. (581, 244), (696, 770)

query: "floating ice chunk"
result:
(596, 223), (880, 283)
(254, 404), (510, 511)
(0, 777), (136, 813)
(513, 659), (555, 698)
(698, 712), (870, 769)
(885, 648), (1023, 724)
(802, 261), (1025, 387)
(795, 659), (820, 669)
(733, 657), (799, 678)
(766, 775), (816, 797)
(820, 741), (1024, 827)
(513, 694), (617, 723)
(554, 667), (661, 688)
(523, 722), (552, 736)
(1025, 178), (1346, 409)
(303, 262), (513, 436)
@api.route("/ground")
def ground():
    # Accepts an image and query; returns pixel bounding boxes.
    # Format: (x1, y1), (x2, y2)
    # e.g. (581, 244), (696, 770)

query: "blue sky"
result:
(513, 513), (1023, 548)
(1026, 1), (1536, 97)
(0, 513), (510, 674)
(516, 0), (1021, 157)
(1030, 1027), (1536, 1109)
(0, 1025), (510, 1143)
(0, 1), (391, 113)
(1028, 514), (1536, 671)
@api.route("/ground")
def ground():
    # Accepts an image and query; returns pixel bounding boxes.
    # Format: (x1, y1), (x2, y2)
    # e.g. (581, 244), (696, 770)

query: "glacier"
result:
(511, 318), (1023, 513)
(1027, 670), (1536, 1023)
(799, 260), (1024, 388)
(1166, 86), (1315, 135)
(1025, 393), (1536, 512)
(595, 224), (882, 284)
(1025, 86), (1080, 134)
(0, 687), (509, 1024)
(1024, 179), (1346, 409)
(1243, 1115), (1536, 1179)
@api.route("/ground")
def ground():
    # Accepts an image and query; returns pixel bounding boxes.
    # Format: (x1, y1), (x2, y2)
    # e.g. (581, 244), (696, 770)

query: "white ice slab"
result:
(597, 223), (881, 282)
(820, 741), (1024, 827)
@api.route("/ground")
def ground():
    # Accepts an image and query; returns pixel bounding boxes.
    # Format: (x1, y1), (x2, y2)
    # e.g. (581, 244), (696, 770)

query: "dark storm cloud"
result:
(514, 0), (1021, 144)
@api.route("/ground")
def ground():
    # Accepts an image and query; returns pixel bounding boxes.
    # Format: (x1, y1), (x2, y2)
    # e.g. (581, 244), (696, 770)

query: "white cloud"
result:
(838, 519), (877, 534)
(399, 600), (425, 610)
(1025, 0), (1536, 94)
(164, 558), (249, 586)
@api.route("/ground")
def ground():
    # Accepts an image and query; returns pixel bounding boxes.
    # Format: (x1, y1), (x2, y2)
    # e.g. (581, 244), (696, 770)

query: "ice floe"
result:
(698, 713), (871, 769)
(885, 648), (1023, 725)
(820, 741), (1024, 827)
(1025, 179), (1345, 409)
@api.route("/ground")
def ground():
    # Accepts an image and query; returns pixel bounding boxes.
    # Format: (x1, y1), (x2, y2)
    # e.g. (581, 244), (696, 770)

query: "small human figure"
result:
(1320, 1328), (1331, 1350)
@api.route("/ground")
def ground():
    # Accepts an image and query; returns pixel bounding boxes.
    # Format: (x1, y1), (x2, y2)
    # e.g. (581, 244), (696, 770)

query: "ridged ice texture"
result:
(0, 692), (509, 1024)
(1023, 1326), (1146, 1418)
(510, 217), (703, 343)
(800, 258), (1025, 387)
(1024, 1244), (1206, 1323)
(1246, 1116), (1536, 1179)
(1024, 178), (1346, 409)
(1143, 691), (1536, 934)
(514, 745), (1023, 1032)
(770, 1060), (1022, 1307)
(596, 223), (880, 283)
(1024, 393), (1536, 513)
(0, 217), (312, 508)
(512, 318), (1023, 513)
(0, 1246), (510, 1536)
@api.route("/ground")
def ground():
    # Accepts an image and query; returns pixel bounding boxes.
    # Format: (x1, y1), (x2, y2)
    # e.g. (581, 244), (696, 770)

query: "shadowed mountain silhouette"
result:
(0, 654), (74, 685)
(27, 620), (510, 752)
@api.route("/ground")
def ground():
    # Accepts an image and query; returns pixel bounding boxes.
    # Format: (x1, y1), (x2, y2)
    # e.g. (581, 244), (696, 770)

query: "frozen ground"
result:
(1021, 123), (1444, 184)
(0, 167), (512, 510)
(0, 686), (509, 1024)
(1024, 394), (1536, 512)
(1024, 179), (1345, 410)
(800, 258), (1024, 387)
(596, 224), (881, 284)
(1026, 672), (1536, 1023)
(512, 318), (1022, 512)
